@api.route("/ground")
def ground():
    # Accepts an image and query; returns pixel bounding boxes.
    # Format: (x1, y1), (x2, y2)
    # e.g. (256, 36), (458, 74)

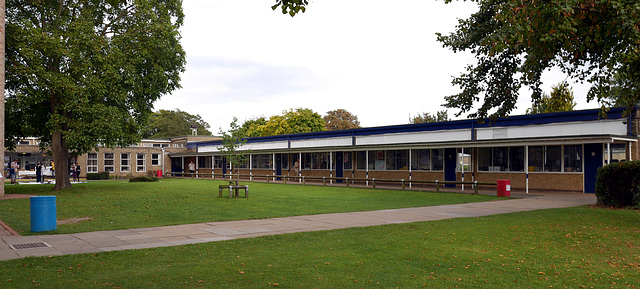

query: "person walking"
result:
(71, 163), (78, 182)
(50, 160), (55, 178)
(10, 160), (18, 184)
(36, 162), (42, 183)
(188, 161), (195, 178)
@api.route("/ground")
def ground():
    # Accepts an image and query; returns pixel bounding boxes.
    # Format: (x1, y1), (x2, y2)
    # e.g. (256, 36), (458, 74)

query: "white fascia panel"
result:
(290, 137), (352, 149)
(197, 141), (289, 153)
(476, 120), (627, 140)
(356, 129), (470, 146)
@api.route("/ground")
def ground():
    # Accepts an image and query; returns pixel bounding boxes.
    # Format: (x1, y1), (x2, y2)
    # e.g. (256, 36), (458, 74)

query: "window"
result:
(197, 156), (211, 168)
(302, 152), (329, 170)
(564, 145), (582, 172)
(528, 145), (563, 172)
(478, 147), (525, 172)
(431, 149), (444, 171)
(87, 153), (98, 173)
(214, 156), (224, 169)
(356, 151), (367, 170)
(152, 153), (160, 166)
(252, 154), (272, 169)
(608, 143), (626, 163)
(121, 153), (130, 172)
(456, 148), (471, 172)
(104, 153), (115, 172)
(411, 149), (431, 170)
(343, 152), (353, 170)
(281, 154), (289, 170)
(544, 146), (561, 172)
(136, 153), (146, 172)
(385, 150), (408, 170)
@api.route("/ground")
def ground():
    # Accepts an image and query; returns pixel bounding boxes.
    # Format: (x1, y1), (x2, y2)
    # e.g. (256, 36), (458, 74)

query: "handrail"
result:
(164, 172), (496, 195)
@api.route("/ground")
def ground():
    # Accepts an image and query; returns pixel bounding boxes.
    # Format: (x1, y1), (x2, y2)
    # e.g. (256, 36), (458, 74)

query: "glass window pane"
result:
(431, 149), (443, 171)
(456, 148), (471, 172)
(478, 147), (491, 171)
(563, 145), (582, 172)
(528, 146), (543, 172)
(509, 147), (525, 172)
(343, 152), (352, 170)
(356, 151), (366, 170)
(544, 146), (561, 172)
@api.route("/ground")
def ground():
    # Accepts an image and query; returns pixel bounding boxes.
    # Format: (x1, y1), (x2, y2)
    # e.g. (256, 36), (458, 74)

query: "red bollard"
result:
(497, 179), (511, 197)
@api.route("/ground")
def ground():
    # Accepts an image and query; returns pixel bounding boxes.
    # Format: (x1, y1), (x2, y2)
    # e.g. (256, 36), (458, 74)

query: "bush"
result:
(87, 171), (110, 180)
(129, 176), (159, 182)
(595, 161), (640, 208)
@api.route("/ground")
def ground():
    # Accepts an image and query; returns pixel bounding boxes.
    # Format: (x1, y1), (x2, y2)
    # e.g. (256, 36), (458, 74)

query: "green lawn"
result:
(0, 206), (638, 288)
(0, 178), (497, 235)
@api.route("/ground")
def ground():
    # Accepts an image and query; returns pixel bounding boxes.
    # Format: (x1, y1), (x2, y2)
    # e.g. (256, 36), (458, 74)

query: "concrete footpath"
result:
(0, 192), (596, 261)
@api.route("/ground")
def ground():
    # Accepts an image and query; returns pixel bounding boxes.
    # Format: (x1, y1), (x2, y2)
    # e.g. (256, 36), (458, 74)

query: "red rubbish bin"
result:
(497, 179), (511, 197)
(156, 170), (163, 177)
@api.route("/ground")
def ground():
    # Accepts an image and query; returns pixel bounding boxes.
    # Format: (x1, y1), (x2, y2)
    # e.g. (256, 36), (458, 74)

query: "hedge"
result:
(86, 171), (110, 180)
(595, 161), (640, 208)
(129, 176), (159, 182)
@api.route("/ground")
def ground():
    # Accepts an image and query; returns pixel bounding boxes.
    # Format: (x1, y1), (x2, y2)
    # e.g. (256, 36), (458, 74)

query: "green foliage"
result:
(129, 176), (159, 182)
(144, 109), (212, 138)
(324, 109), (361, 131)
(595, 161), (640, 208)
(5, 0), (186, 188)
(409, 110), (450, 124)
(240, 108), (326, 137)
(271, 0), (308, 16)
(86, 171), (110, 180)
(526, 81), (577, 114)
(219, 118), (249, 184)
(438, 0), (640, 120)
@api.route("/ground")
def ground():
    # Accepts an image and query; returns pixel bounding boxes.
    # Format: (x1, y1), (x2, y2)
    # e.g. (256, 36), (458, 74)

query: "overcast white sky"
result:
(155, 0), (598, 132)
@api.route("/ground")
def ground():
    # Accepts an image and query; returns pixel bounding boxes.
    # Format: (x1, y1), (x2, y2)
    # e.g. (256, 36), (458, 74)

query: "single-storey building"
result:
(170, 107), (639, 193)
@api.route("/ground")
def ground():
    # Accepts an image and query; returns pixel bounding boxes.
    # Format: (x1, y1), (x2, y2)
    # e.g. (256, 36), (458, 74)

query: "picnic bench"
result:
(218, 184), (249, 198)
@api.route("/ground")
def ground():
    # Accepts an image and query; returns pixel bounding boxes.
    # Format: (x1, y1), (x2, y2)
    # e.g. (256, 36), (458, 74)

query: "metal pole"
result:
(525, 145), (529, 194)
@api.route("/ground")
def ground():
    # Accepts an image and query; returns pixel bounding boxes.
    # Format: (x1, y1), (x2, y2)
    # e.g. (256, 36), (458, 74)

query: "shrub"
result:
(87, 171), (110, 180)
(129, 176), (159, 182)
(595, 161), (640, 208)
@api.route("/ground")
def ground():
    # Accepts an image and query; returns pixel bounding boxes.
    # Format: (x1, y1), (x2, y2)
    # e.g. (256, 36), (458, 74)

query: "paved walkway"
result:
(0, 191), (596, 261)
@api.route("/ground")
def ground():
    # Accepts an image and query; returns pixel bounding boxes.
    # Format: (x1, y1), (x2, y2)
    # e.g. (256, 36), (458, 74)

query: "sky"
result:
(155, 0), (598, 132)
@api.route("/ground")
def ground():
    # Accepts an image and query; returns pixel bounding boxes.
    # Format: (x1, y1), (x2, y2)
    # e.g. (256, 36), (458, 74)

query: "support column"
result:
(525, 145), (529, 194)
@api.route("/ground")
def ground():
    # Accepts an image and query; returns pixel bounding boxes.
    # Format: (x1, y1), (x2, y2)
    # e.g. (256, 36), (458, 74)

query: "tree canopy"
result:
(218, 117), (248, 185)
(435, 0), (640, 120)
(241, 108), (325, 137)
(324, 109), (361, 131)
(409, 110), (450, 124)
(145, 109), (212, 138)
(5, 0), (186, 189)
(527, 81), (577, 114)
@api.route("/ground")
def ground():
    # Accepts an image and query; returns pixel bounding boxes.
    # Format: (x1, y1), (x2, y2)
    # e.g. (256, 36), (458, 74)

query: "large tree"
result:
(241, 108), (325, 137)
(324, 109), (361, 131)
(5, 0), (186, 190)
(434, 0), (640, 120)
(145, 109), (212, 139)
(527, 81), (577, 114)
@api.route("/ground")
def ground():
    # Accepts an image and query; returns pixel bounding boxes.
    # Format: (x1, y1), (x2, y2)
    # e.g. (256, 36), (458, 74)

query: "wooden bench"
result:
(218, 185), (249, 198)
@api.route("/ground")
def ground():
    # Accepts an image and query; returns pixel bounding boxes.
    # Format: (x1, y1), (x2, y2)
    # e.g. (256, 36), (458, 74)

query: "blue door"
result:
(444, 148), (457, 188)
(335, 152), (344, 183)
(276, 154), (282, 180)
(584, 143), (603, 194)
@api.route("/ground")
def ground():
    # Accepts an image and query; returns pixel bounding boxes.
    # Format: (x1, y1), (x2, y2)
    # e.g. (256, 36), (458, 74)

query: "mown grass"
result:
(0, 178), (497, 235)
(0, 206), (637, 288)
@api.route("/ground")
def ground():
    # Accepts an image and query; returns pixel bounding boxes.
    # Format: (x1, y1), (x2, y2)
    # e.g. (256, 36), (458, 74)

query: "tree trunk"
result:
(51, 130), (71, 190)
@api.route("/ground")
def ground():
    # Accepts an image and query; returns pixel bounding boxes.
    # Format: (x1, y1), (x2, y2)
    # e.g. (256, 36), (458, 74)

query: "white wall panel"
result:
(198, 141), (288, 153)
(477, 120), (626, 140)
(290, 137), (352, 149)
(356, 130), (470, 146)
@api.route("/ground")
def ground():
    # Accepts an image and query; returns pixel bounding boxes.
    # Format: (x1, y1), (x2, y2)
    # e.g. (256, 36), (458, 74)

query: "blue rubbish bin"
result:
(30, 196), (57, 232)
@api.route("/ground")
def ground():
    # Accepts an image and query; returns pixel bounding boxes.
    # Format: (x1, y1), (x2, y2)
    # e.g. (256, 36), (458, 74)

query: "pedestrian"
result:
(75, 163), (81, 182)
(188, 161), (195, 178)
(71, 163), (78, 182)
(10, 160), (18, 184)
(50, 160), (55, 178)
(36, 162), (42, 183)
